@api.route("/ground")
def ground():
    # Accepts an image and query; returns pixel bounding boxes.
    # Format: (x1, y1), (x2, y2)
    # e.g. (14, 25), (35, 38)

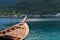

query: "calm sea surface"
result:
(0, 18), (60, 40)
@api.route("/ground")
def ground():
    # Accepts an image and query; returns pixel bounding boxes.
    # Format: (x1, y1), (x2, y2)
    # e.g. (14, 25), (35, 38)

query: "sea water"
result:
(0, 18), (60, 40)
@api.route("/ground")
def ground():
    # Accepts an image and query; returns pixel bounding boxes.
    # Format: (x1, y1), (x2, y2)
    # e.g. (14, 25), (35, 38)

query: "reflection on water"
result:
(27, 18), (60, 22)
(0, 18), (60, 40)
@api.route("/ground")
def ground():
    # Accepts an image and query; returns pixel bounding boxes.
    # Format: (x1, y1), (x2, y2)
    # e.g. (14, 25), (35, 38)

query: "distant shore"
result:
(0, 14), (60, 18)
(0, 15), (41, 18)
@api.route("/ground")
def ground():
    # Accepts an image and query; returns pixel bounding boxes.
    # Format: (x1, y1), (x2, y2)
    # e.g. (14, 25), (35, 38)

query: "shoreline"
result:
(0, 14), (59, 18)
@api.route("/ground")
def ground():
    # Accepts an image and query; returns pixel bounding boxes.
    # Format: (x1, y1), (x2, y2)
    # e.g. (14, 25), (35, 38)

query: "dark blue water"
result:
(0, 18), (60, 40)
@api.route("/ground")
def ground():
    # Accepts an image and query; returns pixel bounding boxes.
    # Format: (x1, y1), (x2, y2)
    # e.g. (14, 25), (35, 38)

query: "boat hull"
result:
(0, 17), (29, 40)
(0, 23), (29, 40)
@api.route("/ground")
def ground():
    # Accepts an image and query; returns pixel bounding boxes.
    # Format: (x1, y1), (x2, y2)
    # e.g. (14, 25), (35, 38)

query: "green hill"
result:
(0, 0), (60, 15)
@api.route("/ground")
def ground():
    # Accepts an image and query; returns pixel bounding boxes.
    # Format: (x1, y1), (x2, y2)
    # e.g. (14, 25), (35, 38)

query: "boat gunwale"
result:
(0, 23), (24, 34)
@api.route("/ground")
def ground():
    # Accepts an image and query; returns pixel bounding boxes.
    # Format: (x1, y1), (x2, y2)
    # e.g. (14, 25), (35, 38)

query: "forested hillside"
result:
(0, 0), (60, 15)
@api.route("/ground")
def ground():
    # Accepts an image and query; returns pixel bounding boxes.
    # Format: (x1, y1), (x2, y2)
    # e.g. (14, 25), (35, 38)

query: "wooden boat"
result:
(0, 17), (29, 40)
